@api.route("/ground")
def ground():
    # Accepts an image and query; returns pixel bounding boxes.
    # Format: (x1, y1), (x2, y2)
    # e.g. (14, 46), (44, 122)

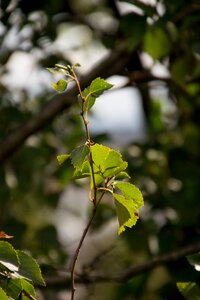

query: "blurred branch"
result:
(0, 44), (131, 163)
(43, 243), (200, 288)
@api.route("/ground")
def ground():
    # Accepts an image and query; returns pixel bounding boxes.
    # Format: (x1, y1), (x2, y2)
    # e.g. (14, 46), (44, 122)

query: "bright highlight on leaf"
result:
(52, 79), (68, 93)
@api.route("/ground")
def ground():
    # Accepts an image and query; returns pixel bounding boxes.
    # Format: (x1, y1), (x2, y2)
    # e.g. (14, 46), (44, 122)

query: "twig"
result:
(43, 242), (200, 288)
(70, 192), (105, 300)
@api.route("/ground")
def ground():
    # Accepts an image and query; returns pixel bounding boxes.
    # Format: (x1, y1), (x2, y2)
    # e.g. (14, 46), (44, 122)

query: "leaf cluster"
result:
(51, 70), (144, 234)
(0, 241), (45, 300)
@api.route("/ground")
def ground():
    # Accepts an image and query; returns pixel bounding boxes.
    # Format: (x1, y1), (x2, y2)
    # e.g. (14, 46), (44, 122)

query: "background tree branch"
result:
(43, 243), (200, 289)
(0, 44), (131, 163)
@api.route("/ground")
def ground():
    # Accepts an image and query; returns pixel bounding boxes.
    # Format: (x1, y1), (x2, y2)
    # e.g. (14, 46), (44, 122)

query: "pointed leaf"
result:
(17, 250), (45, 286)
(113, 193), (139, 234)
(0, 241), (19, 272)
(0, 288), (9, 300)
(115, 172), (131, 180)
(57, 154), (70, 165)
(83, 78), (113, 111)
(177, 282), (200, 300)
(90, 144), (128, 186)
(113, 182), (143, 234)
(114, 182), (143, 210)
(52, 79), (68, 93)
(70, 144), (90, 170)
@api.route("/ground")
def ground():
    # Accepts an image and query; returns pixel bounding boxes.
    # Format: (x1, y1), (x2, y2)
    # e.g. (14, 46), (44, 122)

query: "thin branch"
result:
(69, 192), (105, 299)
(43, 243), (200, 288)
(70, 206), (97, 300)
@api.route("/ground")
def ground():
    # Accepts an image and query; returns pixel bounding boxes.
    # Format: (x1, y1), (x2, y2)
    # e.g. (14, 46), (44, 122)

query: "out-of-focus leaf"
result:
(52, 79), (68, 93)
(57, 154), (70, 165)
(144, 26), (171, 59)
(177, 282), (200, 300)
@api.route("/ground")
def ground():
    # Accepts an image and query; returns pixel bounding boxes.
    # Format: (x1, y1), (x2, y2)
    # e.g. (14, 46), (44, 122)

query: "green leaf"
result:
(144, 26), (171, 59)
(113, 182), (143, 234)
(57, 154), (70, 165)
(187, 253), (200, 271)
(114, 182), (143, 210)
(115, 171), (131, 180)
(6, 277), (36, 300)
(52, 79), (68, 93)
(73, 160), (91, 179)
(0, 288), (9, 300)
(0, 241), (19, 272)
(177, 282), (200, 300)
(6, 278), (22, 299)
(21, 278), (36, 299)
(70, 144), (90, 170)
(17, 250), (45, 286)
(90, 144), (127, 186)
(83, 78), (113, 111)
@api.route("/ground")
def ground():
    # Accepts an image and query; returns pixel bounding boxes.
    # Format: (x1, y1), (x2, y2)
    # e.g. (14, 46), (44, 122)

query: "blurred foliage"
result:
(0, 0), (200, 299)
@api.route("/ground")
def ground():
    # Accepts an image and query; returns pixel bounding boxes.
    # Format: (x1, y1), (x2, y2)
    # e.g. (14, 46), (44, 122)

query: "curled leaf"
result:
(52, 79), (68, 93)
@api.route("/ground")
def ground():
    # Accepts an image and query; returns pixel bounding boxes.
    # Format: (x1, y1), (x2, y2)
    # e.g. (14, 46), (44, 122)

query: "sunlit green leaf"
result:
(113, 193), (139, 234)
(90, 144), (128, 186)
(57, 154), (70, 165)
(177, 282), (200, 300)
(0, 288), (9, 300)
(113, 182), (143, 234)
(83, 78), (113, 111)
(52, 79), (68, 93)
(70, 144), (90, 170)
